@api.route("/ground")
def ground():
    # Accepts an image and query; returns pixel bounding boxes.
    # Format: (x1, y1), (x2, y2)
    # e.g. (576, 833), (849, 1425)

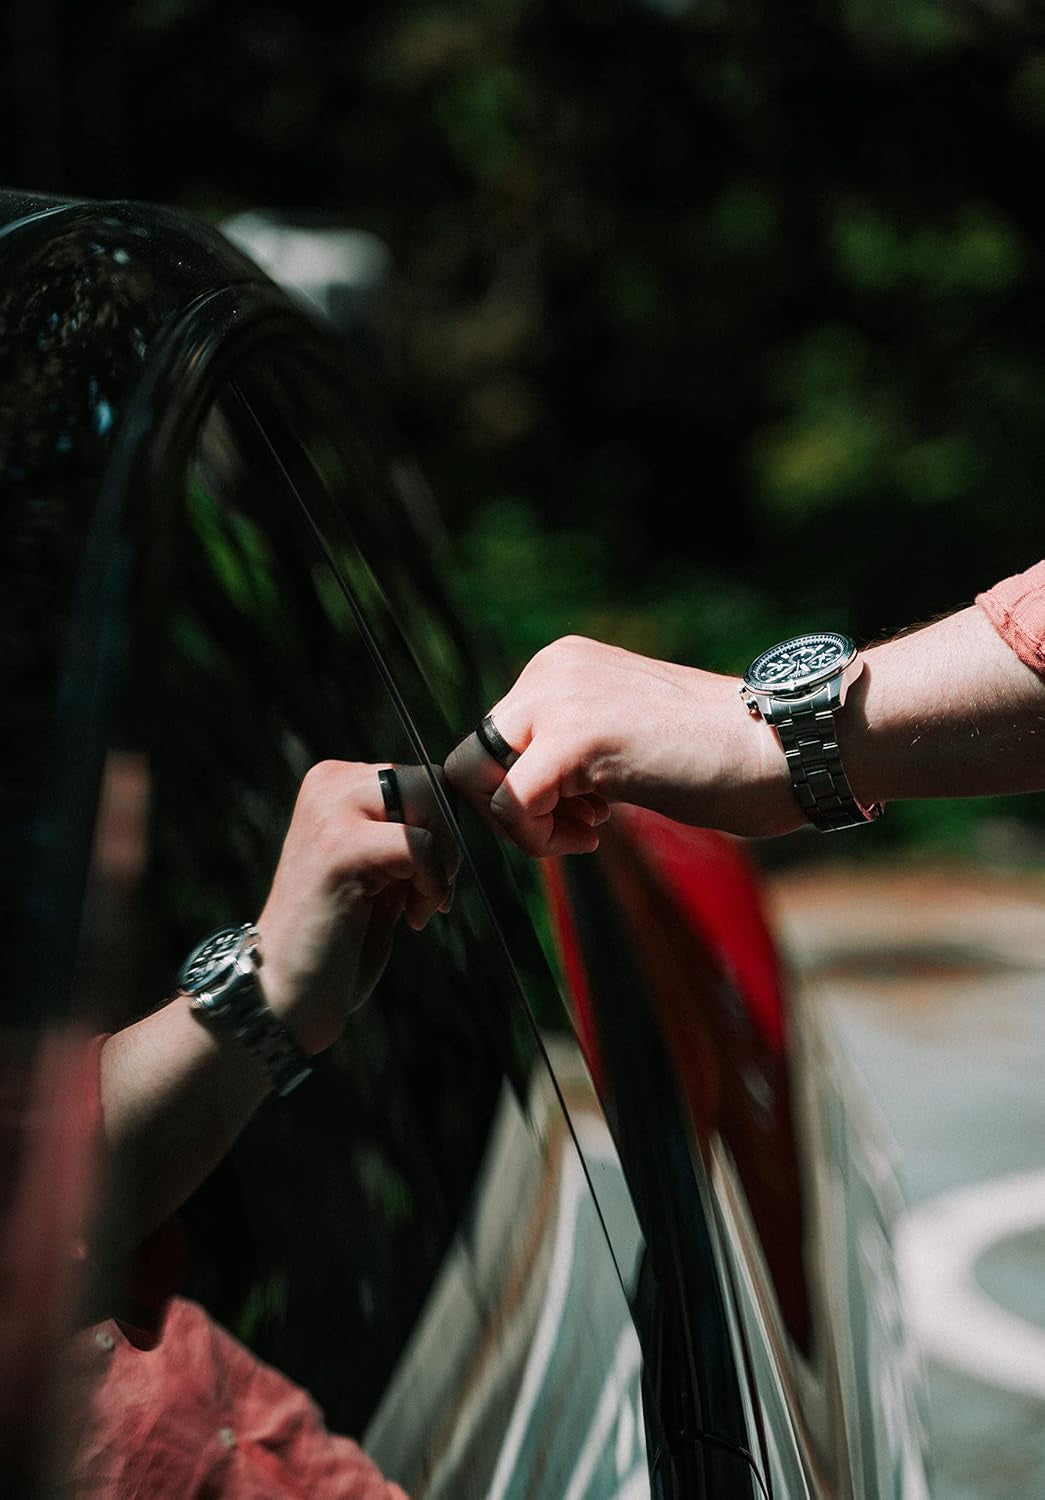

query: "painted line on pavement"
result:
(895, 1169), (1045, 1399)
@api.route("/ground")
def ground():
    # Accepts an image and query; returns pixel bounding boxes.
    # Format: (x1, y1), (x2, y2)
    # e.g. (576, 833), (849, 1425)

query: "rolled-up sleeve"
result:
(975, 561), (1045, 677)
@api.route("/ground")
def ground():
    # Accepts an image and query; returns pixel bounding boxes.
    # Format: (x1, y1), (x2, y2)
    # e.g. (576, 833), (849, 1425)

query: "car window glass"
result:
(76, 355), (654, 1499)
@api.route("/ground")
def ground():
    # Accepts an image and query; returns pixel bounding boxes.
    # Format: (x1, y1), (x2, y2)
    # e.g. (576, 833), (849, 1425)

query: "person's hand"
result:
(444, 635), (801, 856)
(254, 760), (458, 1055)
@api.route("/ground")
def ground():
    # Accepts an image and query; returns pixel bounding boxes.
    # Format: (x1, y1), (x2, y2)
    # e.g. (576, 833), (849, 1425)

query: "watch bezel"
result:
(742, 631), (857, 700)
(176, 924), (313, 1095)
(177, 923), (256, 1010)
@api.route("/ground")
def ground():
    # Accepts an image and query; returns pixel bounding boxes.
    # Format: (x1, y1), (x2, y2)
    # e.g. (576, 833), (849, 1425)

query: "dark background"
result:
(4, 0), (1044, 857)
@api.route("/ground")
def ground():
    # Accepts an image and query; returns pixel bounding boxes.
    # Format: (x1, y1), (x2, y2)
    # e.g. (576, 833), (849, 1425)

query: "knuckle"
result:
(525, 635), (594, 694)
(548, 633), (591, 663)
(301, 758), (345, 798)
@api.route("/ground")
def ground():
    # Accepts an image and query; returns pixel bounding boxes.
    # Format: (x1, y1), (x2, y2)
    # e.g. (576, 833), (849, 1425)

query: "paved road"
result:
(765, 857), (1045, 1500)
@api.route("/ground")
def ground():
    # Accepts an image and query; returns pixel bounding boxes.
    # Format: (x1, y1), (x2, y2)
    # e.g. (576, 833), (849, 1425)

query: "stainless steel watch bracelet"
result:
(219, 992), (313, 1097)
(765, 684), (882, 832)
(186, 925), (313, 1097)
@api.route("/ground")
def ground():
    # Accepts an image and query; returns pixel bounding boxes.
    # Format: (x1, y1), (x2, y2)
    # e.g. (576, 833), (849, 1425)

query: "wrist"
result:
(177, 923), (313, 1096)
(250, 957), (317, 1059)
(727, 676), (813, 837)
(642, 664), (804, 838)
(251, 917), (345, 1059)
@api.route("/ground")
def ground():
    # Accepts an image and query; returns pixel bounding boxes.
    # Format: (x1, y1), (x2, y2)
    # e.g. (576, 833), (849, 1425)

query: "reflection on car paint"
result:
(365, 1040), (649, 1499)
(544, 804), (931, 1495)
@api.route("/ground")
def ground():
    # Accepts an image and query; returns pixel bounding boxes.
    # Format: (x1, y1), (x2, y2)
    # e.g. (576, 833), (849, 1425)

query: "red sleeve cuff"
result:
(976, 560), (1045, 676)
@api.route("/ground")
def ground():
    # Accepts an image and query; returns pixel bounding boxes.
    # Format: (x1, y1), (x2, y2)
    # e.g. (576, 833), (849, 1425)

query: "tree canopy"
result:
(4, 0), (1044, 856)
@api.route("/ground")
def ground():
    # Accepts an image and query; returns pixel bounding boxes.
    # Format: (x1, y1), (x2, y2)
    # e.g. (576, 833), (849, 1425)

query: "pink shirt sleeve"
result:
(975, 561), (1045, 676)
(67, 1296), (410, 1499)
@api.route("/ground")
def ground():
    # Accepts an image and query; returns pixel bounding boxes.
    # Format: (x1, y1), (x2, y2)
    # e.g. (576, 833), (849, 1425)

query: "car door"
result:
(0, 192), (713, 1499)
(178, 277), (925, 1500)
(132, 320), (764, 1499)
(135, 339), (665, 1500)
(2, 191), (830, 1499)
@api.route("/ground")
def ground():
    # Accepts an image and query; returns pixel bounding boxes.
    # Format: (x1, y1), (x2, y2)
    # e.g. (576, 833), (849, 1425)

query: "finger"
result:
(397, 822), (456, 929)
(446, 731), (607, 851)
(320, 761), (410, 825)
(341, 820), (451, 909)
(489, 753), (600, 858)
(345, 761), (447, 839)
(369, 761), (459, 901)
(355, 885), (407, 1005)
(392, 763), (460, 885)
(559, 793), (612, 828)
(556, 814), (603, 854)
(444, 730), (507, 805)
(488, 738), (564, 835)
(580, 792), (612, 825)
(404, 883), (437, 931)
(537, 811), (602, 858)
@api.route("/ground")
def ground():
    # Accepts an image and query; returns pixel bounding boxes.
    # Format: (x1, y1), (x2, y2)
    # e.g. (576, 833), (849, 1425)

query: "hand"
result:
(98, 760), (457, 1247)
(444, 635), (801, 856)
(254, 760), (458, 1055)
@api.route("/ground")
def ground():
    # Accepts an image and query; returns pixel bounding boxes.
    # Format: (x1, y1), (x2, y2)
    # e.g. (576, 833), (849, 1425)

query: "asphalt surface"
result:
(764, 855), (1045, 1500)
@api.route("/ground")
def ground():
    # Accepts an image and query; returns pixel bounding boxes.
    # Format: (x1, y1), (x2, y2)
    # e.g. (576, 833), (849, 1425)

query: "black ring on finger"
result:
(378, 767), (405, 823)
(475, 714), (520, 771)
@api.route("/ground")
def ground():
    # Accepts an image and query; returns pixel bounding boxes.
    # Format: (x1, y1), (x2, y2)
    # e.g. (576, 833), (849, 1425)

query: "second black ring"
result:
(378, 767), (405, 823)
(475, 714), (520, 771)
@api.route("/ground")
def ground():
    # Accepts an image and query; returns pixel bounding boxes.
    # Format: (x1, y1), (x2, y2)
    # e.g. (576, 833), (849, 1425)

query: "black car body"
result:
(0, 189), (930, 1498)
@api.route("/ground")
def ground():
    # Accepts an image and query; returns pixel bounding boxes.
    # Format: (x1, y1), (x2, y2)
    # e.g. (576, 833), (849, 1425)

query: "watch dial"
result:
(179, 925), (244, 993)
(745, 632), (854, 693)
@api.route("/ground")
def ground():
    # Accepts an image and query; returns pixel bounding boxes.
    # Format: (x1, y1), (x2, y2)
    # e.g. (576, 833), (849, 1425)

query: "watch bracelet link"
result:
(223, 994), (313, 1097)
(767, 684), (880, 833)
(186, 927), (313, 1096)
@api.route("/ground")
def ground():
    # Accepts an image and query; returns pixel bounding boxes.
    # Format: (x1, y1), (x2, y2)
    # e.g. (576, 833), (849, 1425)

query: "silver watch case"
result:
(740, 632), (882, 832)
(177, 923), (312, 1096)
(740, 630), (859, 711)
(178, 922), (260, 1017)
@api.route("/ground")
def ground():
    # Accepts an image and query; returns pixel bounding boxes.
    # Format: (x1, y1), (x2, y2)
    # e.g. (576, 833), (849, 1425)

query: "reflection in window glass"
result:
(130, 391), (521, 1437)
(94, 368), (651, 1499)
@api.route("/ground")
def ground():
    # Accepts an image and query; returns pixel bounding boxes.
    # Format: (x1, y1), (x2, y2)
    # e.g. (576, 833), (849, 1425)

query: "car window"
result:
(72, 348), (658, 1499)
(0, 190), (763, 1494)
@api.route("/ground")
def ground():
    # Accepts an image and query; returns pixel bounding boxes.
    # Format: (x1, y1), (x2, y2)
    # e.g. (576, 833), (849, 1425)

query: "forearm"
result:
(99, 998), (271, 1254)
(611, 599), (1045, 835)
(446, 583), (1045, 852)
(837, 604), (1045, 810)
(95, 759), (455, 1257)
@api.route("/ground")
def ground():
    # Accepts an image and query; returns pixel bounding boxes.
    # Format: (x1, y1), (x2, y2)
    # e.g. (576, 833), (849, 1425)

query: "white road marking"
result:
(895, 1169), (1045, 1399)
(563, 1326), (642, 1500)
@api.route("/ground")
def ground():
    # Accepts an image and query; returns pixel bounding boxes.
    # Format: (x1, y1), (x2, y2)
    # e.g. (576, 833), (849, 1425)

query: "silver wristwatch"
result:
(177, 923), (312, 1096)
(740, 632), (883, 833)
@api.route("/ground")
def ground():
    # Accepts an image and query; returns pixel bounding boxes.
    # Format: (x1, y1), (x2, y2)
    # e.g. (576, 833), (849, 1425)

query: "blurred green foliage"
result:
(4, 0), (1044, 858)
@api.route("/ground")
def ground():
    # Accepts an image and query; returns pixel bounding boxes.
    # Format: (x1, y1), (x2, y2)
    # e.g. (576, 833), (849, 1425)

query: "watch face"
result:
(744, 632), (855, 696)
(178, 924), (247, 994)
